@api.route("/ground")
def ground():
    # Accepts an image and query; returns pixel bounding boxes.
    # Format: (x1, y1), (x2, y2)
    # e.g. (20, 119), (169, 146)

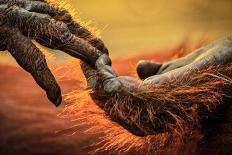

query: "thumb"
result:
(80, 61), (98, 89)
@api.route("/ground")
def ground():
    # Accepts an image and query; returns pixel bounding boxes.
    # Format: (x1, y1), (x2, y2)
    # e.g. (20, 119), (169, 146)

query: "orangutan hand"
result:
(0, 0), (108, 106)
(81, 36), (232, 136)
(82, 36), (232, 94)
(137, 36), (232, 84)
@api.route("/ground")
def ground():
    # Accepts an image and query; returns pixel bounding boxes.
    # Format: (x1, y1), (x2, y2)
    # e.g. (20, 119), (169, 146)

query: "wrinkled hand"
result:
(0, 0), (108, 106)
(82, 36), (232, 95)
(81, 36), (232, 136)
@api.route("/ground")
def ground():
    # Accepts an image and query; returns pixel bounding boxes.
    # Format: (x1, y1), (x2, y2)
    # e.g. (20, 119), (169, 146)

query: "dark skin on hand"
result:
(0, 0), (108, 106)
(1, 0), (232, 137)
(81, 36), (232, 136)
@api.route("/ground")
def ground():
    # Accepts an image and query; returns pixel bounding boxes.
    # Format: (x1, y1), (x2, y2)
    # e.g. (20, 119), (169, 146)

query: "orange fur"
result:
(60, 58), (231, 154)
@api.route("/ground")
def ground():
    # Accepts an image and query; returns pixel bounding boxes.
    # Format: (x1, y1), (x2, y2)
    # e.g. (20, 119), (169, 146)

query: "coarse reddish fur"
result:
(62, 60), (232, 154)
(1, 41), (231, 155)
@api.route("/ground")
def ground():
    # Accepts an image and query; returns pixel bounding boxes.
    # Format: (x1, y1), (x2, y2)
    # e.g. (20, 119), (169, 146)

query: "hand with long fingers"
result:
(137, 37), (232, 83)
(81, 36), (232, 136)
(0, 0), (108, 106)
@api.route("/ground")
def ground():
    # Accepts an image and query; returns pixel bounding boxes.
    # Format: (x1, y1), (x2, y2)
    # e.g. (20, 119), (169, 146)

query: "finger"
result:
(80, 61), (99, 89)
(136, 60), (162, 80)
(1, 26), (62, 106)
(80, 54), (114, 89)
(96, 54), (115, 78)
(96, 54), (112, 68)
(144, 48), (232, 85)
(80, 61), (96, 78)
(16, 0), (109, 54)
(154, 47), (210, 75)
(1, 5), (102, 66)
(135, 45), (212, 77)
(0, 0), (47, 5)
(83, 54), (143, 94)
(95, 54), (122, 93)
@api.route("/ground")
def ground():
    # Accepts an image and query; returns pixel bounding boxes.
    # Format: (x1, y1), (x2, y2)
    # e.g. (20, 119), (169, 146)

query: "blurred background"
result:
(73, 0), (232, 56)
(0, 1), (232, 154)
(1, 0), (232, 63)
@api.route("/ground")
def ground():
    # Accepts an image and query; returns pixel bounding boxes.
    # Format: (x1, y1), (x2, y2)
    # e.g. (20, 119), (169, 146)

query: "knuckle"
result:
(96, 54), (112, 68)
(89, 38), (108, 54)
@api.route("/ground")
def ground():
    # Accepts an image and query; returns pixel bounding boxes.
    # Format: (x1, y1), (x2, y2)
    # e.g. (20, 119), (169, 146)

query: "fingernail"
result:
(54, 95), (62, 107)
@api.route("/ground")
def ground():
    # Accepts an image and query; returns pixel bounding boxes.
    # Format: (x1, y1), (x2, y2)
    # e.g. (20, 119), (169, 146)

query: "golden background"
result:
(73, 0), (232, 56)
(0, 0), (232, 63)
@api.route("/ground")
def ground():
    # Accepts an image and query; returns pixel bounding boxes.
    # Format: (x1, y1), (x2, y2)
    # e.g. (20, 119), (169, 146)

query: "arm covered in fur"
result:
(0, 0), (108, 105)
(81, 37), (232, 136)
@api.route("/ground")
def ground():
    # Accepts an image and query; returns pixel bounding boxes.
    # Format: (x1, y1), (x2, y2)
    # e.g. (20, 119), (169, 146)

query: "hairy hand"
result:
(81, 36), (232, 136)
(0, 0), (108, 106)
(83, 36), (232, 96)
